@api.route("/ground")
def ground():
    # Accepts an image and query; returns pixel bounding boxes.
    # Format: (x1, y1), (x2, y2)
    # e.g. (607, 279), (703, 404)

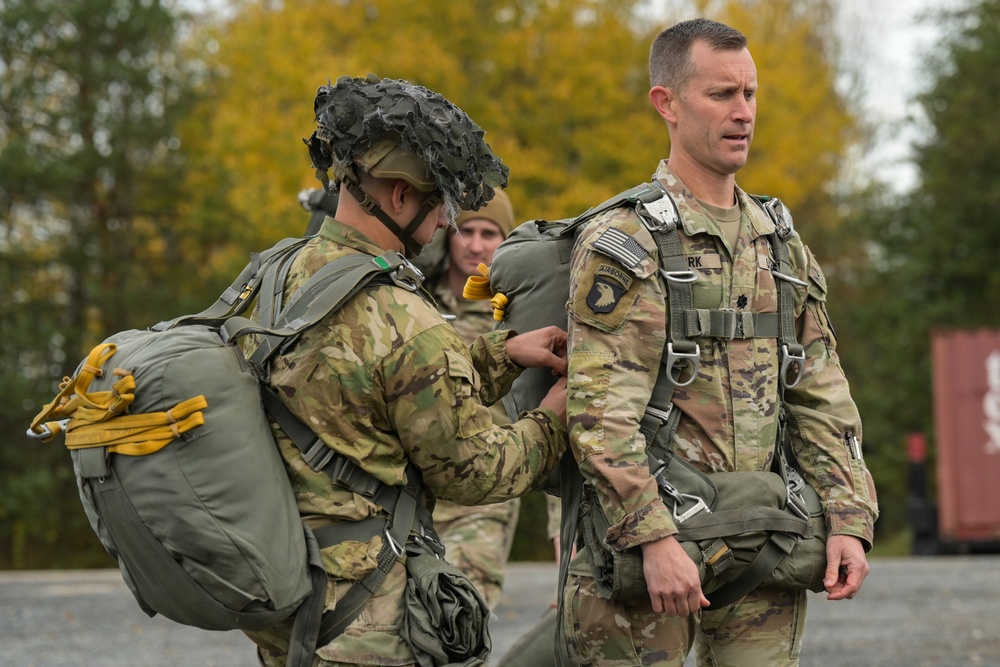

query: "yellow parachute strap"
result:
(28, 343), (119, 440)
(65, 395), (208, 456)
(27, 340), (208, 455)
(462, 263), (509, 321)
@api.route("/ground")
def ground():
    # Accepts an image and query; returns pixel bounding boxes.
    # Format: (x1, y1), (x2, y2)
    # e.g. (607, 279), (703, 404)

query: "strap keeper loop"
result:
(303, 439), (336, 472)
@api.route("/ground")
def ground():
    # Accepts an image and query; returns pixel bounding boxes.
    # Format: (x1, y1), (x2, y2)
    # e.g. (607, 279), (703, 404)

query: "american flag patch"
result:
(592, 228), (648, 269)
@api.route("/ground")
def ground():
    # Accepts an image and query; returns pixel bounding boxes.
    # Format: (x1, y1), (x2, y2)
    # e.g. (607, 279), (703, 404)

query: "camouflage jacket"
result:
(566, 161), (878, 553)
(426, 271), (517, 527)
(255, 219), (566, 580)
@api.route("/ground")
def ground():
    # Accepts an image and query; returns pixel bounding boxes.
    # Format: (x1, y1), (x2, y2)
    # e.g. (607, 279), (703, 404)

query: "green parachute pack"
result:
(478, 181), (828, 617)
(28, 238), (434, 667)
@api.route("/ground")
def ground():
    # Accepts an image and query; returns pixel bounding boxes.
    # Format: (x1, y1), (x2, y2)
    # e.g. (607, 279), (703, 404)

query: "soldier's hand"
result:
(640, 535), (709, 616)
(824, 534), (870, 600)
(505, 326), (568, 375)
(539, 376), (567, 422)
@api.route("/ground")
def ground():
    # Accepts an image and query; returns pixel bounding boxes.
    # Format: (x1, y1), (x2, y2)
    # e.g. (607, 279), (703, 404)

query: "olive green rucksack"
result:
(28, 239), (429, 667)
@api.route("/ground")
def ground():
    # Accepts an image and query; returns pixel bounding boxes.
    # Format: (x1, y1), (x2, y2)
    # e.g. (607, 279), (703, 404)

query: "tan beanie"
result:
(454, 189), (515, 238)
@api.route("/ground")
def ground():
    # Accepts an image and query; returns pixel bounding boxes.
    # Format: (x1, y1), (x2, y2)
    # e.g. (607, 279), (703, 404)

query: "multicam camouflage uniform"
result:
(429, 275), (521, 610)
(562, 162), (878, 667)
(246, 220), (566, 666)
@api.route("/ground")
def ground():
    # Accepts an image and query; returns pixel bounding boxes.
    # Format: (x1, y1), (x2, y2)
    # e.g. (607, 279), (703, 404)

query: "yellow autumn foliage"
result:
(177, 0), (858, 278)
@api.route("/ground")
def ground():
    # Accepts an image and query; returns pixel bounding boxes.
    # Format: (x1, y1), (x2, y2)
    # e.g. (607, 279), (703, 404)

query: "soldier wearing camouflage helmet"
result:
(244, 74), (569, 666)
(560, 19), (878, 666)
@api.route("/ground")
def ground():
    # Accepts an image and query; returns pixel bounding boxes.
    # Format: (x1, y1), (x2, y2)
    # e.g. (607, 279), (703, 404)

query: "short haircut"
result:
(649, 18), (748, 90)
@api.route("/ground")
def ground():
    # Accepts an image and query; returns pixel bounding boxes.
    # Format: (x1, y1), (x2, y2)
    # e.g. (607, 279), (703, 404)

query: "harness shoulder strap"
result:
(262, 376), (425, 651)
(752, 196), (806, 389)
(565, 181), (670, 232)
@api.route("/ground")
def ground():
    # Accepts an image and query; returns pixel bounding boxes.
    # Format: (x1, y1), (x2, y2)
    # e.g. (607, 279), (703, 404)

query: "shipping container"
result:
(931, 329), (1000, 547)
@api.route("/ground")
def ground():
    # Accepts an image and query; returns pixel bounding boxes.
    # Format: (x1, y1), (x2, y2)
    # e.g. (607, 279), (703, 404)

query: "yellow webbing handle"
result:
(27, 341), (208, 456)
(462, 263), (509, 321)
(28, 343), (120, 439)
(489, 294), (509, 322)
(462, 263), (494, 300)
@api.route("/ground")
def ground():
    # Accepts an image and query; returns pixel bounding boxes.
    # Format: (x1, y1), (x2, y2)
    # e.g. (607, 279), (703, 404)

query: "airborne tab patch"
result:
(587, 264), (631, 313)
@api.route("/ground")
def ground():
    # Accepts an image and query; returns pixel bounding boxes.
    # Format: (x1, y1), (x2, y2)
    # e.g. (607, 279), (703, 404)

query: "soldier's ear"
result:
(389, 178), (413, 215)
(649, 86), (677, 124)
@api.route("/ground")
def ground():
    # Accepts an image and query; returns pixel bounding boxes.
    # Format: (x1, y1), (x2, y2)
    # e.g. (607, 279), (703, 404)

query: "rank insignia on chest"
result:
(586, 264), (632, 313)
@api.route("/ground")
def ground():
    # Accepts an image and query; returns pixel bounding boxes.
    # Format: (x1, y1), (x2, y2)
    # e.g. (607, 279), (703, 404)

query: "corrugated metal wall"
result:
(932, 329), (1000, 543)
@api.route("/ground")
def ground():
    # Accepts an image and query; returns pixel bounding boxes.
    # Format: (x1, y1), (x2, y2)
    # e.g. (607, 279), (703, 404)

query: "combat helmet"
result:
(304, 74), (509, 256)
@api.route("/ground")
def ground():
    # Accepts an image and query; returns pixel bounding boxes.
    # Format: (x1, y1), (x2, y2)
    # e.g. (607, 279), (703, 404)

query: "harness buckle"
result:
(656, 476), (711, 523)
(780, 344), (805, 389)
(26, 419), (69, 441)
(373, 253), (425, 292)
(780, 460), (811, 520)
(639, 196), (679, 231)
(666, 341), (700, 387)
(412, 520), (446, 558)
(659, 268), (698, 284)
(303, 439), (337, 473)
(644, 404), (673, 424)
(389, 257), (425, 292)
(786, 487), (811, 521)
(384, 524), (406, 559)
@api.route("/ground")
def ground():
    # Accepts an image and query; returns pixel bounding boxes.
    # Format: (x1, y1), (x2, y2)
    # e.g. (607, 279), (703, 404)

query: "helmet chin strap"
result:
(344, 179), (440, 258)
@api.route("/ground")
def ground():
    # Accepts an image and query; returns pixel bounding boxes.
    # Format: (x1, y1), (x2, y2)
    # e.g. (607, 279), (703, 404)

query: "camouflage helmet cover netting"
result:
(305, 74), (509, 211)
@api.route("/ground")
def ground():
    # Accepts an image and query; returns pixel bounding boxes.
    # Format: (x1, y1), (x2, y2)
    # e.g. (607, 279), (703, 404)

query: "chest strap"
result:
(682, 309), (782, 340)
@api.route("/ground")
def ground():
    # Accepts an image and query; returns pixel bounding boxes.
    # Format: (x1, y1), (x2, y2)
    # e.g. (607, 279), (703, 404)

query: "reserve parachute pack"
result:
(28, 238), (433, 667)
(472, 180), (827, 616)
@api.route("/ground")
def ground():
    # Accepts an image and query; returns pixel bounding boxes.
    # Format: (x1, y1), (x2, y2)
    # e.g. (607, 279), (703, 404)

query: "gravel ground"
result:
(2, 556), (998, 666)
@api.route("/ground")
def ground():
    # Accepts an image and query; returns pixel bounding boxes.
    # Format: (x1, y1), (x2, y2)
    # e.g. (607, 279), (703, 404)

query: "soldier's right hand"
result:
(505, 326), (568, 375)
(640, 535), (709, 616)
(539, 376), (567, 422)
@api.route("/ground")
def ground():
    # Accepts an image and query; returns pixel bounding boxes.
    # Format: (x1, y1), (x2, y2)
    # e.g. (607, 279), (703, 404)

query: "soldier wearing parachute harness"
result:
(243, 74), (569, 667)
(551, 19), (878, 667)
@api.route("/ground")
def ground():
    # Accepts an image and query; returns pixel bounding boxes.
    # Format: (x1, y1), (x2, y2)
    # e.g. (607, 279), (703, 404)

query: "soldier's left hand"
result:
(823, 534), (870, 600)
(505, 326), (568, 375)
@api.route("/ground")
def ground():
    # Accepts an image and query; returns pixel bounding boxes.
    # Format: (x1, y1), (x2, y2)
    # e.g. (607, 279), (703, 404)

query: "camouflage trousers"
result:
(433, 497), (521, 609)
(562, 567), (807, 667)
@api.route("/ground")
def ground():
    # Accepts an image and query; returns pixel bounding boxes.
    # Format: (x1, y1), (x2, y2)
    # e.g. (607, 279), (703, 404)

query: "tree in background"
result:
(177, 0), (856, 281)
(835, 0), (1000, 541)
(0, 0), (202, 567)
